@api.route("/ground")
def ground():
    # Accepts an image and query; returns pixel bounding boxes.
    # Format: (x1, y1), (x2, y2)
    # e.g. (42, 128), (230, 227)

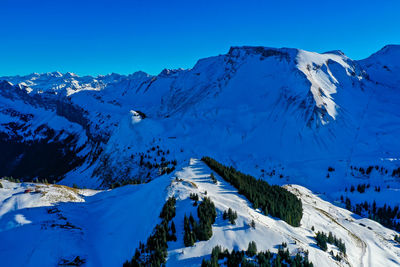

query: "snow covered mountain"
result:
(1, 45), (399, 190)
(1, 45), (400, 266)
(1, 159), (400, 266)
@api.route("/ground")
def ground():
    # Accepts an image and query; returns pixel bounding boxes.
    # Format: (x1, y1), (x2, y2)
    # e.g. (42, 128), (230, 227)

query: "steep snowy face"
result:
(158, 46), (366, 126)
(296, 49), (365, 123)
(358, 44), (400, 88)
(147, 46), (372, 164)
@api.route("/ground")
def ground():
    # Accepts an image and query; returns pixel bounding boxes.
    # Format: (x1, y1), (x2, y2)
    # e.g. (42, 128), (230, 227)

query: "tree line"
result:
(201, 157), (303, 227)
(201, 241), (313, 267)
(341, 197), (400, 232)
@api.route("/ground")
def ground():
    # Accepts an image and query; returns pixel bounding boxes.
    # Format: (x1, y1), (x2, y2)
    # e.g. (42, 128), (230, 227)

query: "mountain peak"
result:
(378, 44), (400, 53)
(358, 44), (400, 86)
(65, 72), (78, 78)
(227, 46), (297, 62)
(47, 71), (63, 77)
(323, 50), (346, 57)
(158, 68), (185, 77)
(361, 44), (400, 63)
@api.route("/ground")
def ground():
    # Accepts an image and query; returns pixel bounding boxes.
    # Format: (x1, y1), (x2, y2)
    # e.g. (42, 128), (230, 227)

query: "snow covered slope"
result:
(1, 159), (400, 266)
(0, 45), (400, 240)
(167, 159), (400, 267)
(0, 177), (170, 266)
(0, 45), (397, 191)
(359, 45), (400, 88)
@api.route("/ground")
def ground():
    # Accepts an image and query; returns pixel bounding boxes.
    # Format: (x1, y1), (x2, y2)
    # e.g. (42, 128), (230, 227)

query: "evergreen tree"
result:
(210, 173), (217, 184)
(171, 221), (176, 234)
(184, 197), (217, 246)
(328, 232), (334, 243)
(223, 208), (238, 225)
(315, 232), (328, 251)
(183, 215), (196, 247)
(246, 241), (257, 257)
(196, 197), (217, 241)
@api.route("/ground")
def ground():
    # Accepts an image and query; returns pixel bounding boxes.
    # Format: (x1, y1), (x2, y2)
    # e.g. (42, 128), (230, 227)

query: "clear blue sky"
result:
(1, 0), (399, 76)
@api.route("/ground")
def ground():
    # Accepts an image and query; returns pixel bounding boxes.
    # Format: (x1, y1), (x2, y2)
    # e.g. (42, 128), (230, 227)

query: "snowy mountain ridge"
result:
(0, 44), (399, 200)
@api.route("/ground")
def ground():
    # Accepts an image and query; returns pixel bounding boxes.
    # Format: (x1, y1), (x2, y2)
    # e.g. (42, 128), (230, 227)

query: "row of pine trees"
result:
(201, 157), (303, 226)
(341, 197), (400, 232)
(201, 241), (313, 267)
